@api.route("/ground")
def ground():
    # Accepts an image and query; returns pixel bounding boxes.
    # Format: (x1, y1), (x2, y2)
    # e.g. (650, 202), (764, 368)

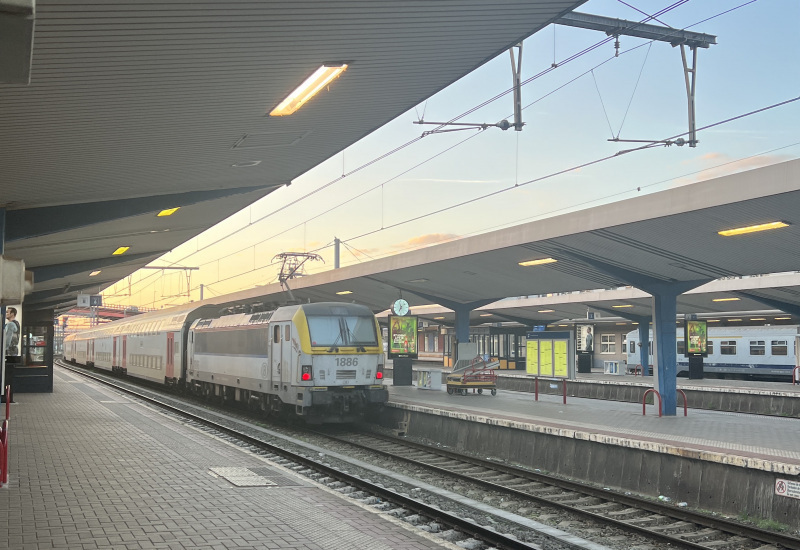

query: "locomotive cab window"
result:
(284, 325), (290, 341)
(273, 325), (281, 343)
(307, 311), (378, 348)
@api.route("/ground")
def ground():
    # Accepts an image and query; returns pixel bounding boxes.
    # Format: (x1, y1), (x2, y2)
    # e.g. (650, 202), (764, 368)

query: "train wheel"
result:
(447, 387), (454, 395)
(477, 388), (483, 395)
(460, 388), (468, 396)
(491, 388), (497, 396)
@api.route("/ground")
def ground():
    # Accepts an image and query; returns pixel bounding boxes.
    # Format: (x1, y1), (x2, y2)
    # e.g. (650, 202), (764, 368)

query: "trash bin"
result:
(577, 354), (592, 373)
(393, 357), (413, 386)
(688, 355), (704, 380)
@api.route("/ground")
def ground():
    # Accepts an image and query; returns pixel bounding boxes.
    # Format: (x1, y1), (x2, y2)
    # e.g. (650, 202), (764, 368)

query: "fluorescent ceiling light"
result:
(270, 64), (348, 116)
(749, 318), (766, 321)
(707, 319), (720, 322)
(728, 318), (742, 321)
(434, 316), (445, 320)
(519, 258), (557, 267)
(712, 297), (740, 302)
(89, 270), (101, 277)
(407, 278), (428, 283)
(612, 304), (633, 308)
(157, 207), (180, 217)
(558, 324), (568, 327)
(718, 221), (789, 236)
(112, 246), (129, 256)
(479, 313), (493, 317)
(774, 317), (791, 320)
(616, 322), (627, 325)
(538, 309), (554, 313)
(231, 161), (261, 168)
(335, 290), (352, 295)
(632, 322), (639, 325)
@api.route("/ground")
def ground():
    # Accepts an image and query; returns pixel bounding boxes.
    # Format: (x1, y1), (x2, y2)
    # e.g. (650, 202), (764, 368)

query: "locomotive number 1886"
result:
(335, 357), (359, 367)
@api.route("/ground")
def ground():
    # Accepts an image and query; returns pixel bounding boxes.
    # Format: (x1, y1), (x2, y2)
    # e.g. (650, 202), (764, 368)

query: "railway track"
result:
(57, 361), (798, 550)
(55, 361), (597, 550)
(306, 429), (798, 550)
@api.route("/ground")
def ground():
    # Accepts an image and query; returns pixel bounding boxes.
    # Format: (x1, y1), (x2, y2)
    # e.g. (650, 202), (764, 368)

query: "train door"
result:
(112, 337), (118, 367)
(122, 336), (127, 371)
(89, 339), (95, 364)
(271, 324), (283, 391)
(166, 332), (175, 380)
(281, 324), (292, 387)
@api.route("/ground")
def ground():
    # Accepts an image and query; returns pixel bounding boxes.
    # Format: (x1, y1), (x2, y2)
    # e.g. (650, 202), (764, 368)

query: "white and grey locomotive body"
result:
(65, 302), (387, 422)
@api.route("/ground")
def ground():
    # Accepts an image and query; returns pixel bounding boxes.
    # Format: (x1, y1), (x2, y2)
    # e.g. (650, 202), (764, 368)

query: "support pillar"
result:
(638, 323), (650, 377)
(652, 291), (679, 415)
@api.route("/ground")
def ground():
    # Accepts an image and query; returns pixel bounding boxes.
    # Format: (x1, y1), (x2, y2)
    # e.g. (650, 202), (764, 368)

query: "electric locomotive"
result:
(64, 301), (388, 422)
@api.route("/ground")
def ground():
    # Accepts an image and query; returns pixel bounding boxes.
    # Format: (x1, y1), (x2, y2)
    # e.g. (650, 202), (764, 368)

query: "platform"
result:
(383, 379), (800, 530)
(0, 368), (453, 550)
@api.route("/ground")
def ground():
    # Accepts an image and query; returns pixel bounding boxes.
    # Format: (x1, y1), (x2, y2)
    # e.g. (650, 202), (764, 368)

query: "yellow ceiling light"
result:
(89, 270), (101, 277)
(775, 317), (792, 320)
(707, 319), (720, 322)
(479, 313), (493, 317)
(728, 318), (742, 321)
(270, 64), (348, 116)
(558, 324), (568, 327)
(112, 246), (129, 256)
(718, 221), (789, 237)
(612, 304), (634, 308)
(712, 297), (740, 302)
(335, 290), (352, 295)
(538, 309), (554, 313)
(519, 257), (557, 267)
(434, 316), (445, 320)
(749, 318), (766, 321)
(157, 207), (180, 217)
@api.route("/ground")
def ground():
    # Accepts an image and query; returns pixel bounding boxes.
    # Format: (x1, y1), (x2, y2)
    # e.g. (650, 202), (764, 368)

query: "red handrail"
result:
(5, 385), (9, 420)
(0, 419), (8, 485)
(643, 388), (662, 417)
(677, 389), (688, 416)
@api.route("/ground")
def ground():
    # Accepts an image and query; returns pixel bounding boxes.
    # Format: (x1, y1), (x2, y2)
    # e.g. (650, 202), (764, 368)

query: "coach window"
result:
(771, 340), (788, 355)
(750, 340), (766, 356)
(720, 340), (736, 355)
(707, 340), (713, 354)
(629, 341), (635, 354)
(600, 334), (615, 354)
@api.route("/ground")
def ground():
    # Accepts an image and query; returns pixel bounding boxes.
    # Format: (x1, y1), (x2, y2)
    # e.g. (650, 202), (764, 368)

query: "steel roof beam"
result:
(734, 292), (800, 318)
(556, 12), (716, 48)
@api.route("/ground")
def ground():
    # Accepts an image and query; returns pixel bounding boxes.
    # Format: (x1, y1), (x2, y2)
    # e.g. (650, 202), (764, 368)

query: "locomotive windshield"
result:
(307, 313), (378, 347)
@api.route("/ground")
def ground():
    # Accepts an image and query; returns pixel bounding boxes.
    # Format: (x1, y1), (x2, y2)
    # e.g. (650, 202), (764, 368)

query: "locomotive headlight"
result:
(301, 364), (313, 381)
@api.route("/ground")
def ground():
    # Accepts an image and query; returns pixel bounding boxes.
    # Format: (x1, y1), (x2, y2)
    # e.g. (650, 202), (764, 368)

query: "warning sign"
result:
(775, 479), (800, 500)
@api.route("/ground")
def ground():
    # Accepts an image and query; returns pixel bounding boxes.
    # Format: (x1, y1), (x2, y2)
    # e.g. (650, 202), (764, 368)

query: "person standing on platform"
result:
(5, 307), (19, 357)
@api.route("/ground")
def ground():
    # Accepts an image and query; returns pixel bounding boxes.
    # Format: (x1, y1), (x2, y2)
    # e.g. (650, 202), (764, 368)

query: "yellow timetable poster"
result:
(539, 340), (553, 376)
(526, 340), (539, 374)
(553, 340), (568, 377)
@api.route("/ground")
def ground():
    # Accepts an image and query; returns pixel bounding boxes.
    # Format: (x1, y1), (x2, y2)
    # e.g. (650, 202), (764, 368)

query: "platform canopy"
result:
(1, 0), (586, 311)
(206, 159), (800, 319)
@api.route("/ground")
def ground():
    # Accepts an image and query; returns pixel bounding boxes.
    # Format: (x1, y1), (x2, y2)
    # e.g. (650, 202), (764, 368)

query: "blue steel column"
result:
(638, 323), (650, 377)
(452, 303), (472, 345)
(652, 291), (679, 415)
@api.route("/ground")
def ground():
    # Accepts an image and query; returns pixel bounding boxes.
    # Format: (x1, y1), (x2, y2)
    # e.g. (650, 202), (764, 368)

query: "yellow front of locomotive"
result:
(292, 303), (387, 422)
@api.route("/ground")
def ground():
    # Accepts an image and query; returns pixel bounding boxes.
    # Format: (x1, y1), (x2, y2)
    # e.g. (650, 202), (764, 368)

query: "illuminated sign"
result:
(684, 319), (708, 356)
(577, 324), (594, 354)
(388, 315), (418, 359)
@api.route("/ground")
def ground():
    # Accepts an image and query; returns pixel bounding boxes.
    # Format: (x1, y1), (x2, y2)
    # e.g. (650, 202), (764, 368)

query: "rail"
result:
(642, 388), (662, 417)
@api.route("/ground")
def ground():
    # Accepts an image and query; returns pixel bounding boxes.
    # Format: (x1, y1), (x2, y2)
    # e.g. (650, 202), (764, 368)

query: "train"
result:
(626, 325), (800, 379)
(63, 302), (388, 422)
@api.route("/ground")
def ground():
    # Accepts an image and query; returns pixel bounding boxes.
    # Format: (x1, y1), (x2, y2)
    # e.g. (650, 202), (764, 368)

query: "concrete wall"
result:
(377, 405), (800, 529)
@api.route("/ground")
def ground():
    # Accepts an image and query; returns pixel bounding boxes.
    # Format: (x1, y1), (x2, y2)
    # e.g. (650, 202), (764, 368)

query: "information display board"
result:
(684, 319), (708, 357)
(525, 331), (572, 378)
(388, 315), (418, 359)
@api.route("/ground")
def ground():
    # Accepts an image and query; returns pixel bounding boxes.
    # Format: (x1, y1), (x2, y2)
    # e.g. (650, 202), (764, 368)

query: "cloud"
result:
(674, 153), (792, 185)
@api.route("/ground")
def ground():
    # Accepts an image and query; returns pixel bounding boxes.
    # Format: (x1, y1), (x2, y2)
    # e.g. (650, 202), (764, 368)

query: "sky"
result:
(102, 0), (800, 310)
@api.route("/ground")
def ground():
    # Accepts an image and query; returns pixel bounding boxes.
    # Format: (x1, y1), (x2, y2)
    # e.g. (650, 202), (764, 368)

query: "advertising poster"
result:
(526, 340), (539, 375)
(388, 315), (418, 359)
(577, 324), (594, 354)
(553, 340), (568, 377)
(684, 319), (708, 356)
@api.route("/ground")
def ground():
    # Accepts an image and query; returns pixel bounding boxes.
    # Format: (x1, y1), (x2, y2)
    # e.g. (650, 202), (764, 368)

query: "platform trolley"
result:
(446, 356), (498, 396)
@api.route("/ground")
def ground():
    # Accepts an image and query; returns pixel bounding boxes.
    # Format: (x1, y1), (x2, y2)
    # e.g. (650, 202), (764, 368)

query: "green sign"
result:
(388, 315), (418, 359)
(685, 319), (708, 356)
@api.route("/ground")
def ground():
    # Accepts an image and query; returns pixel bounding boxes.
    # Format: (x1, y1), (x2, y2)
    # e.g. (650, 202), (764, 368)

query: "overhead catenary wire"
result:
(117, 0), (761, 303)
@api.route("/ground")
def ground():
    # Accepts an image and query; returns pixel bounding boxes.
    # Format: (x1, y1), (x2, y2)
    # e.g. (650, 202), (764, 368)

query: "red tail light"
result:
(301, 373), (311, 381)
(301, 365), (312, 381)
(376, 372), (383, 379)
